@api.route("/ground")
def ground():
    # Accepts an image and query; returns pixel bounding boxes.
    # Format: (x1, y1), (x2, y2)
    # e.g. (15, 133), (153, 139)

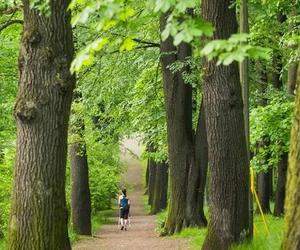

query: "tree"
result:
(160, 12), (193, 235)
(239, 0), (253, 235)
(274, 153), (288, 216)
(254, 62), (272, 214)
(70, 99), (92, 235)
(282, 67), (300, 250)
(151, 162), (168, 214)
(201, 0), (250, 248)
(7, 1), (75, 249)
(185, 100), (208, 227)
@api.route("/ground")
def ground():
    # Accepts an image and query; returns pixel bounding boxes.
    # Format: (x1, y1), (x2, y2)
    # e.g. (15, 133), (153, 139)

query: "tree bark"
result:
(160, 12), (193, 235)
(271, 13), (286, 90)
(151, 162), (168, 214)
(255, 63), (272, 215)
(239, 0), (253, 237)
(282, 67), (300, 250)
(148, 154), (157, 206)
(71, 143), (92, 235)
(144, 159), (149, 195)
(274, 153), (288, 216)
(288, 63), (298, 95)
(256, 169), (272, 214)
(160, 163), (169, 211)
(185, 100), (208, 227)
(7, 1), (74, 249)
(201, 1), (250, 248)
(272, 52), (283, 90)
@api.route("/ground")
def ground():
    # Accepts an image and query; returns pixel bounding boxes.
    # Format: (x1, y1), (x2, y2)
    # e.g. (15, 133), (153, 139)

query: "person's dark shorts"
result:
(120, 208), (129, 219)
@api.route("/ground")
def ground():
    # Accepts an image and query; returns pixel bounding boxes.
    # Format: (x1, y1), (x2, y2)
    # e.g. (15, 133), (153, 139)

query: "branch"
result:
(0, 6), (21, 15)
(132, 38), (160, 48)
(110, 32), (160, 48)
(0, 20), (23, 34)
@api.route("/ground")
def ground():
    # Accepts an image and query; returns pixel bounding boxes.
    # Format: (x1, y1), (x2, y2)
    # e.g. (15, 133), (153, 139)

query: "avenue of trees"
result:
(0, 0), (300, 249)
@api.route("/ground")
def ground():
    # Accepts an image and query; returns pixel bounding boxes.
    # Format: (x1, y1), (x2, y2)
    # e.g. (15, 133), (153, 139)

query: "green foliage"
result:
(88, 141), (121, 211)
(67, 98), (123, 212)
(0, 16), (20, 241)
(0, 148), (14, 240)
(161, 15), (214, 46)
(201, 33), (271, 65)
(152, 0), (214, 45)
(250, 90), (294, 171)
(30, 0), (51, 16)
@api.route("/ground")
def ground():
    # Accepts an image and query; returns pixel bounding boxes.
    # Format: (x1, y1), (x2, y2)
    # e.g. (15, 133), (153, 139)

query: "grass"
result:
(0, 239), (4, 250)
(0, 209), (114, 249)
(232, 214), (284, 250)
(154, 210), (284, 250)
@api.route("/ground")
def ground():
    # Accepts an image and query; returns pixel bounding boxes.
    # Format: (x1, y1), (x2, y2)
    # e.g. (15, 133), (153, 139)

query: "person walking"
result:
(118, 188), (130, 230)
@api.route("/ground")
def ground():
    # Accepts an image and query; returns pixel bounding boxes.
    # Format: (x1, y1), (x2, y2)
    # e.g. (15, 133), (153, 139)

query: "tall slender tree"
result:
(185, 100), (208, 227)
(160, 12), (193, 234)
(201, 0), (250, 248)
(7, 1), (75, 249)
(239, 0), (253, 236)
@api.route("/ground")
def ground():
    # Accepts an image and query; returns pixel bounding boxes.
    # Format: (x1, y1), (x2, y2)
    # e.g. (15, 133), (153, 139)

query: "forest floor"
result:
(73, 137), (190, 250)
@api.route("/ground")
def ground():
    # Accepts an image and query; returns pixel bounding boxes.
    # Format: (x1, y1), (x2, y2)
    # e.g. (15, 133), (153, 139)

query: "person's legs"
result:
(120, 209), (125, 230)
(124, 209), (129, 230)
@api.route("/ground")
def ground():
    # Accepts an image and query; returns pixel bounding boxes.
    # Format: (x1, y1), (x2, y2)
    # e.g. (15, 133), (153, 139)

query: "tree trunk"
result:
(287, 10), (298, 95)
(148, 155), (157, 206)
(256, 169), (272, 214)
(151, 162), (168, 214)
(160, 163), (169, 210)
(274, 153), (288, 216)
(239, 0), (253, 237)
(7, 1), (74, 249)
(272, 52), (283, 90)
(282, 67), (300, 250)
(160, 13), (193, 235)
(255, 62), (272, 215)
(201, 1), (250, 249)
(144, 159), (150, 195)
(185, 100), (208, 227)
(71, 143), (92, 235)
(288, 63), (298, 95)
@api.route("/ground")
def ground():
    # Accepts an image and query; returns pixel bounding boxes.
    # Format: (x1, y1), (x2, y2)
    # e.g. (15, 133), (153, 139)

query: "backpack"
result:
(120, 195), (128, 209)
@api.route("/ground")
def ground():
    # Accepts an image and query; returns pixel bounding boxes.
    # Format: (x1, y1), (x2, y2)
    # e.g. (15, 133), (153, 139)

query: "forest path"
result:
(73, 137), (190, 250)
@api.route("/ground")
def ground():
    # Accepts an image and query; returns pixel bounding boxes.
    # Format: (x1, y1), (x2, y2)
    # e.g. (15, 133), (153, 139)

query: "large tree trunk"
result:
(7, 1), (74, 249)
(282, 67), (300, 250)
(201, 1), (250, 249)
(274, 153), (288, 216)
(185, 100), (208, 227)
(71, 143), (92, 235)
(160, 13), (193, 235)
(256, 169), (272, 214)
(151, 162), (168, 214)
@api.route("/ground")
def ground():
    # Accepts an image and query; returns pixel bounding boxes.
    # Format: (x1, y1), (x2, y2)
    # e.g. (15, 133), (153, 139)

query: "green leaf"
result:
(119, 38), (138, 52)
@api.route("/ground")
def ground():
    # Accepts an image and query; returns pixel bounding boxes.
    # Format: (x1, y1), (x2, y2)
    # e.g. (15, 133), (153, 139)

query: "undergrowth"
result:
(155, 211), (284, 250)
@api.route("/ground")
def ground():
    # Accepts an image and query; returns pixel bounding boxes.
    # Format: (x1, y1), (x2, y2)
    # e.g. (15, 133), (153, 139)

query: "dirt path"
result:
(73, 138), (190, 250)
